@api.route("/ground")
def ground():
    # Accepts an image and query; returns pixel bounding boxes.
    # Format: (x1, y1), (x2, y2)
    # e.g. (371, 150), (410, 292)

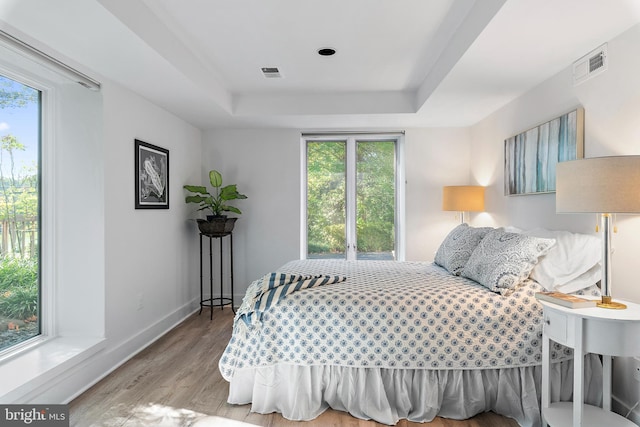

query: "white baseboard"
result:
(19, 298), (200, 404)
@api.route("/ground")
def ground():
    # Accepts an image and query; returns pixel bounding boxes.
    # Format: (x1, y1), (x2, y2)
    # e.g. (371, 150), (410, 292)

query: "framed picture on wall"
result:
(504, 107), (584, 196)
(135, 139), (169, 209)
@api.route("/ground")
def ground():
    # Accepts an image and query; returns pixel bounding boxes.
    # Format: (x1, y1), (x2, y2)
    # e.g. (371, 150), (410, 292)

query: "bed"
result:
(219, 225), (604, 426)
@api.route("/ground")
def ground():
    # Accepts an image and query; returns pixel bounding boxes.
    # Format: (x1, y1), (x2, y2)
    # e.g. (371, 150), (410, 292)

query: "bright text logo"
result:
(1, 405), (68, 426)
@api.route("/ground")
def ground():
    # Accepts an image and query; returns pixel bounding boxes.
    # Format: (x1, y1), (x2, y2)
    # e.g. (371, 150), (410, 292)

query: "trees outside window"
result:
(0, 74), (40, 353)
(305, 136), (400, 260)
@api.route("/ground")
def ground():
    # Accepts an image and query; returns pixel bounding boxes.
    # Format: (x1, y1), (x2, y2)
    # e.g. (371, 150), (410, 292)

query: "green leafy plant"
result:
(0, 285), (37, 319)
(0, 257), (38, 320)
(183, 170), (247, 217)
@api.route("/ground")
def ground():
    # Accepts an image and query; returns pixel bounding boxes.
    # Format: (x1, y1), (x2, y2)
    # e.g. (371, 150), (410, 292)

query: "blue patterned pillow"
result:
(434, 224), (493, 275)
(461, 228), (556, 294)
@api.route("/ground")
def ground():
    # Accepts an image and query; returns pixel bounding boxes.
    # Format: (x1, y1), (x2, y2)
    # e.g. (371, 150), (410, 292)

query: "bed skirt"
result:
(227, 354), (602, 427)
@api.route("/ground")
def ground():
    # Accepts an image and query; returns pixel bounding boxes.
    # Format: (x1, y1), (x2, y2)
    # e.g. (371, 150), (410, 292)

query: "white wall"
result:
(102, 80), (202, 350)
(469, 23), (640, 422)
(203, 127), (472, 300)
(404, 128), (474, 261)
(203, 129), (304, 297)
(470, 23), (640, 302)
(25, 79), (202, 403)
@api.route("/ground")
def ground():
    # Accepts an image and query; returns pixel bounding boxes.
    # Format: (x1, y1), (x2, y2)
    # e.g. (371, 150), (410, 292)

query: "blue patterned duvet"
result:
(219, 260), (576, 381)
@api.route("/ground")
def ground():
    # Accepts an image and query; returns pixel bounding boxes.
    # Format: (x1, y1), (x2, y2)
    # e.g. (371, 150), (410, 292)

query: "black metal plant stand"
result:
(199, 231), (235, 320)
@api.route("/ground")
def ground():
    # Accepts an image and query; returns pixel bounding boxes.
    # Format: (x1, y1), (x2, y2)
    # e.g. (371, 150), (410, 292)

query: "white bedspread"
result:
(219, 260), (602, 426)
(220, 260), (586, 378)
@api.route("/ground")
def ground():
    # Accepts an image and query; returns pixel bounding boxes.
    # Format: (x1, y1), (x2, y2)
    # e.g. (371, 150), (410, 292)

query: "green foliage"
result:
(307, 241), (332, 254)
(307, 141), (395, 255)
(0, 177), (37, 221)
(183, 169), (247, 216)
(0, 285), (37, 319)
(0, 133), (38, 258)
(0, 75), (39, 326)
(0, 257), (38, 320)
(357, 221), (394, 252)
(209, 169), (222, 188)
(307, 142), (346, 254)
(0, 76), (40, 259)
(0, 76), (38, 109)
(0, 257), (38, 291)
(355, 141), (395, 252)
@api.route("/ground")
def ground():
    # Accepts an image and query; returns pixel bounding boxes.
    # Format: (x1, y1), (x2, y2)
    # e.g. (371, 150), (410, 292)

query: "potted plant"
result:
(183, 169), (247, 235)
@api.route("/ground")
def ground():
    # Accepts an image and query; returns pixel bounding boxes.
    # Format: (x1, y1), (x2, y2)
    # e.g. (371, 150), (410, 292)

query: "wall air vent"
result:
(261, 67), (281, 78)
(573, 43), (607, 86)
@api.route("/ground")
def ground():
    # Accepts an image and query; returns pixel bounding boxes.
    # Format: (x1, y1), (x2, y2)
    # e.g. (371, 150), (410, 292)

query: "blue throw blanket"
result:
(236, 272), (346, 333)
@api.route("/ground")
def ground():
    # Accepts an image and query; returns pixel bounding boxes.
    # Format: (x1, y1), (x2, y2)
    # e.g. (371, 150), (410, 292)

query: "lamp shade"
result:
(442, 186), (485, 212)
(556, 156), (640, 213)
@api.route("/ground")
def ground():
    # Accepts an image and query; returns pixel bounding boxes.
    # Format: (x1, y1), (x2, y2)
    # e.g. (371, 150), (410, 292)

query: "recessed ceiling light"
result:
(318, 48), (336, 56)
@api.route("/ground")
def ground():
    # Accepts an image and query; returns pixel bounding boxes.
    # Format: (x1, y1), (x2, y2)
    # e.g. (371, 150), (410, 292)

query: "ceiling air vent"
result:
(573, 43), (607, 86)
(261, 67), (281, 78)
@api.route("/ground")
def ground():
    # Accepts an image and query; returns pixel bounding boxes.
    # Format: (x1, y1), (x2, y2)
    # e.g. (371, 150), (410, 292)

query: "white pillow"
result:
(522, 228), (601, 291)
(554, 263), (601, 294)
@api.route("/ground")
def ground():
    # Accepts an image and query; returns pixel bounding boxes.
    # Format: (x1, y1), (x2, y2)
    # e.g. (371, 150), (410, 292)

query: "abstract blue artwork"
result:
(504, 108), (584, 196)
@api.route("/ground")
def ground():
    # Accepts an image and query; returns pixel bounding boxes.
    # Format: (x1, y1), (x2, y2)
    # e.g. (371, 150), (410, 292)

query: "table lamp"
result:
(442, 185), (485, 224)
(556, 156), (640, 309)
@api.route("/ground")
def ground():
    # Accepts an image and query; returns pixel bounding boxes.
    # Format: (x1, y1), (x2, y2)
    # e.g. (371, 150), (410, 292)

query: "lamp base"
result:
(597, 295), (627, 310)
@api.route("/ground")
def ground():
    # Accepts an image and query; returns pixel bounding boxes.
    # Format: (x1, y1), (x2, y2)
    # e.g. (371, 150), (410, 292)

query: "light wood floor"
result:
(69, 308), (520, 427)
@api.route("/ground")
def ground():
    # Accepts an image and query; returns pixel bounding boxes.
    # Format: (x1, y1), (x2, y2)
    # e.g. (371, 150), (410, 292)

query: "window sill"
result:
(0, 336), (105, 403)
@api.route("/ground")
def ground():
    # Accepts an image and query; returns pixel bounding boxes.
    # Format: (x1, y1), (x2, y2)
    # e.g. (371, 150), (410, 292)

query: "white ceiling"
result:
(1, 0), (640, 130)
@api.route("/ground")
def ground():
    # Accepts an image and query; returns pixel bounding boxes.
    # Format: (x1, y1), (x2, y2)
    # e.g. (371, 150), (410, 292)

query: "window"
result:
(0, 75), (40, 353)
(0, 31), (105, 372)
(0, 31), (104, 402)
(303, 134), (404, 260)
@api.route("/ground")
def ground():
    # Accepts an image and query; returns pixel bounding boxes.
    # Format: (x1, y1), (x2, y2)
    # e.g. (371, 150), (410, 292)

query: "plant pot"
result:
(197, 217), (237, 235)
(206, 214), (226, 221)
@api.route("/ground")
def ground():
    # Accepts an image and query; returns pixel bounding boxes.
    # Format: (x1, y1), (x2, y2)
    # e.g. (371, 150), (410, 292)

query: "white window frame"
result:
(0, 65), (53, 358)
(301, 133), (405, 261)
